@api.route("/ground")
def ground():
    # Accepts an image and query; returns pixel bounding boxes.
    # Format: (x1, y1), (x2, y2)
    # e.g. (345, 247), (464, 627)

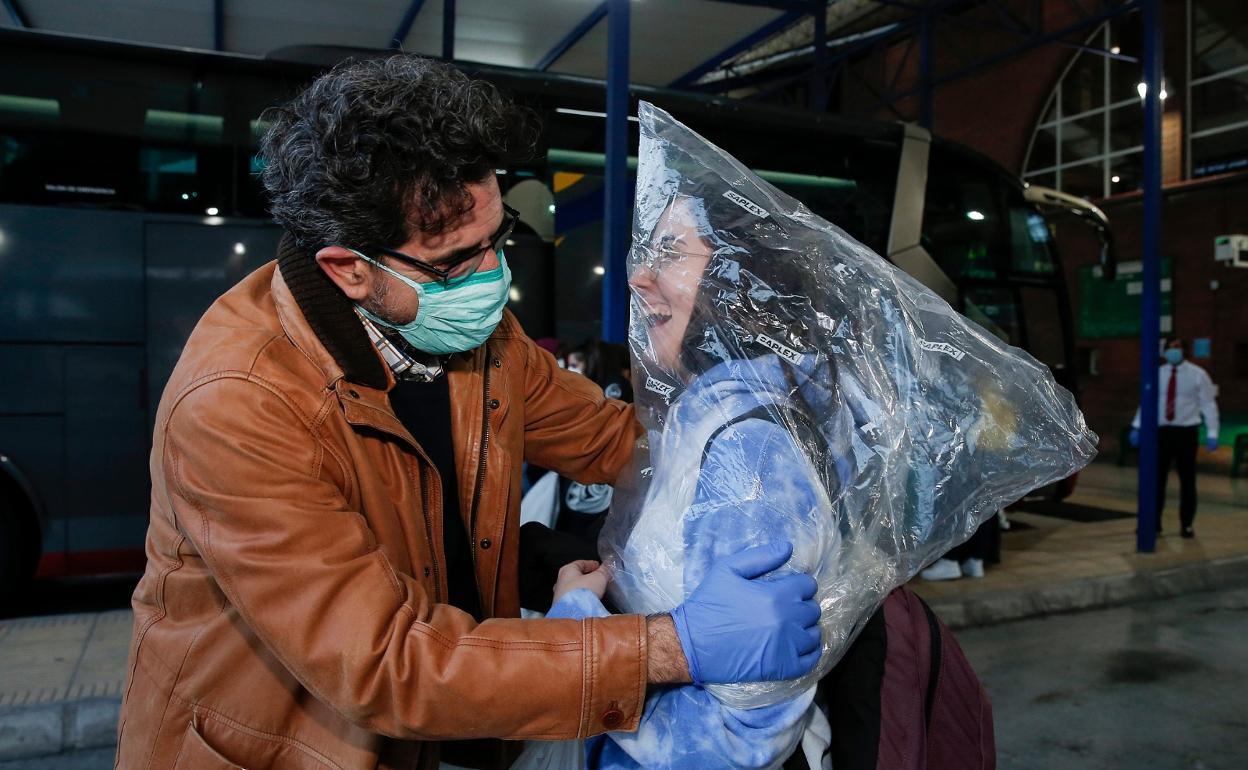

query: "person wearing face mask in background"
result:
(117, 56), (822, 770)
(1129, 337), (1221, 538)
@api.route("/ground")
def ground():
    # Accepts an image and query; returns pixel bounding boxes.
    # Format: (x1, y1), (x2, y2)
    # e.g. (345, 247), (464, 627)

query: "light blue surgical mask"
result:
(352, 249), (512, 355)
(1164, 348), (1184, 366)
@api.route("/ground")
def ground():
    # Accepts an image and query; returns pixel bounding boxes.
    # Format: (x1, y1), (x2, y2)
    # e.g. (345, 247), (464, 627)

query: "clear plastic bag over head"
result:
(599, 102), (1098, 709)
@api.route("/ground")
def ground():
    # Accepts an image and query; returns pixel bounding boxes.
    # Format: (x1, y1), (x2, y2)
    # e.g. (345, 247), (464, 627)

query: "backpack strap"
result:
(699, 403), (819, 471)
(917, 596), (943, 729)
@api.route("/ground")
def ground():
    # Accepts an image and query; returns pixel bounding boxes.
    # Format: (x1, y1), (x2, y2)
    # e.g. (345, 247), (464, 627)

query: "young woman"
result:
(547, 192), (845, 770)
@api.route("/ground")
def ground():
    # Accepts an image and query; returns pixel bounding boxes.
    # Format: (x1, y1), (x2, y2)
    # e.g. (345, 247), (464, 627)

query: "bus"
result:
(0, 29), (1112, 597)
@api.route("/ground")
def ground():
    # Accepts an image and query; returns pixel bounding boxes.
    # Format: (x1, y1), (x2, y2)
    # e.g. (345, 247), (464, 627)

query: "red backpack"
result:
(787, 586), (996, 770)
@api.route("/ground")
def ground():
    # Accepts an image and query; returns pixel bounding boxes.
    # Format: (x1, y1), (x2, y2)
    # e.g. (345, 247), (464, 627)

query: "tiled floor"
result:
(0, 610), (129, 708)
(911, 460), (1248, 602)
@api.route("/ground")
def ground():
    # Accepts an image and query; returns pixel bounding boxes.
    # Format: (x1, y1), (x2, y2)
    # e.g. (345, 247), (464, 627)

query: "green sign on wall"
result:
(1077, 258), (1172, 339)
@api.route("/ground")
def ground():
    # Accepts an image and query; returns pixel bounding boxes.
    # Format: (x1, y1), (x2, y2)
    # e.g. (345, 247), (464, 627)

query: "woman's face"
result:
(629, 199), (712, 374)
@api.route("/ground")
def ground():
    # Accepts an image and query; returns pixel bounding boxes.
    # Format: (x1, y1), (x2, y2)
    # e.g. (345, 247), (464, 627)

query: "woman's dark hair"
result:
(661, 190), (840, 475)
(667, 192), (834, 376)
(260, 55), (537, 253)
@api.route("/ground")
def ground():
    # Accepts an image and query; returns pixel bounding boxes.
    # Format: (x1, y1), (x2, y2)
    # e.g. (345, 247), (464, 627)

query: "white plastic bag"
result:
(599, 102), (1097, 709)
(510, 739), (584, 770)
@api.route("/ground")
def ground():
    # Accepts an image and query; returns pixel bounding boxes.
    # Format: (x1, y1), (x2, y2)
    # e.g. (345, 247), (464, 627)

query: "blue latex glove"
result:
(1206, 437), (1219, 452)
(1128, 429), (1140, 449)
(670, 541), (821, 686)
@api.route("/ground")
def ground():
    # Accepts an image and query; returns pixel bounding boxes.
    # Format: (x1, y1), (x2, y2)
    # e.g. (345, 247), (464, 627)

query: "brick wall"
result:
(1055, 176), (1248, 453)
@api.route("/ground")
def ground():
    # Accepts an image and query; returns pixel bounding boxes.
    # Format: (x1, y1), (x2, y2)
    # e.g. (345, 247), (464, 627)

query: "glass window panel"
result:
(1109, 152), (1143, 193)
(1192, 73), (1248, 135)
(1061, 113), (1105, 163)
(1062, 53), (1105, 117)
(923, 151), (1010, 282)
(1192, 125), (1248, 177)
(1192, 0), (1248, 80)
(1028, 125), (1057, 170)
(1062, 160), (1105, 199)
(1109, 104), (1144, 153)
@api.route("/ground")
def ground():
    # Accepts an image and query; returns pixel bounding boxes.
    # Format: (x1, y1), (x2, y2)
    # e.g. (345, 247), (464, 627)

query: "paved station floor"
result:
(7, 586), (1245, 770)
(911, 461), (1248, 621)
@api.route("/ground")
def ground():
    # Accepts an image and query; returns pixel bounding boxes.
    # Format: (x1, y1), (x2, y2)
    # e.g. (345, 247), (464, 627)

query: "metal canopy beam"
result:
(877, 0), (1139, 107)
(670, 9), (806, 88)
(2, 0), (29, 28)
(693, 0), (1140, 116)
(536, 1), (608, 72)
(690, 18), (909, 94)
(389, 0), (427, 50)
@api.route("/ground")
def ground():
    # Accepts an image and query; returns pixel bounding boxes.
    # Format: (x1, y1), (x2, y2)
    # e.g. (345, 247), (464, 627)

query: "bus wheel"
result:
(0, 486), (40, 608)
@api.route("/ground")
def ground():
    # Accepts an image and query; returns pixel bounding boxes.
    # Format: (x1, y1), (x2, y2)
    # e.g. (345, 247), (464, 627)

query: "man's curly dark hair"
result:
(260, 55), (535, 253)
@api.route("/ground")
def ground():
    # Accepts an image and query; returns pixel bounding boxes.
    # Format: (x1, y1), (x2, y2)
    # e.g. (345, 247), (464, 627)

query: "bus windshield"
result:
(923, 146), (1071, 375)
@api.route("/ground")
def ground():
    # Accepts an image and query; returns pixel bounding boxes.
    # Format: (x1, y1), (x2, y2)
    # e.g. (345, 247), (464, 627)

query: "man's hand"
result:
(670, 542), (821, 686)
(552, 560), (610, 604)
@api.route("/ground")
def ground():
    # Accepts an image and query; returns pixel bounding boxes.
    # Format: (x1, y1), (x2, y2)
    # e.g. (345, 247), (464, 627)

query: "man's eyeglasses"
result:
(374, 204), (520, 288)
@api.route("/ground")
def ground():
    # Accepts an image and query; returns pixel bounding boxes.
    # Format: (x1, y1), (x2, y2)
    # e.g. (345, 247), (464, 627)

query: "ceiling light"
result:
(508, 287), (521, 302)
(205, 207), (219, 216)
(594, 265), (606, 276)
(181, 193), (189, 200)
(233, 242), (246, 255)
(505, 238), (516, 247)
(1111, 175), (1121, 183)
(548, 204), (556, 214)
(1110, 45), (1120, 55)
(966, 210), (986, 221)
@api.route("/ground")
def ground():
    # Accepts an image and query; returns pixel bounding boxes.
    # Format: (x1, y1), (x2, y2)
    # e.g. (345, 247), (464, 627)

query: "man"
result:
(1130, 337), (1221, 538)
(117, 56), (820, 769)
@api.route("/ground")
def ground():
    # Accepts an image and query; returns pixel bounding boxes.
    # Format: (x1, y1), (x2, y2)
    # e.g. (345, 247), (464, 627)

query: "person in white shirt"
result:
(1130, 337), (1220, 538)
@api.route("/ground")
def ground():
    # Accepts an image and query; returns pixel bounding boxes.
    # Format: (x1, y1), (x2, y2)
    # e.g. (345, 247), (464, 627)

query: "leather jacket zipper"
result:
(469, 354), (491, 571)
(418, 467), (443, 603)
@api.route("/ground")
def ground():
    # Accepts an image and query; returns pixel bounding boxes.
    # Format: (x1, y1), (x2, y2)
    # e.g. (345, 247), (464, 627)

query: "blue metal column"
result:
(1136, 0), (1163, 553)
(213, 0), (224, 51)
(918, 10), (933, 129)
(811, 2), (828, 111)
(443, 0), (455, 59)
(602, 0), (630, 343)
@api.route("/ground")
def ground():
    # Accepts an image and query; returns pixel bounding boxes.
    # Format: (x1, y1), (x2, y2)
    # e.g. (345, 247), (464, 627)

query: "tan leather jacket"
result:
(117, 253), (647, 770)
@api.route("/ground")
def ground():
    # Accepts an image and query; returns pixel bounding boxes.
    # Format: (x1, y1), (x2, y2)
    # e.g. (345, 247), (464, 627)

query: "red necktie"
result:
(1165, 365), (1177, 422)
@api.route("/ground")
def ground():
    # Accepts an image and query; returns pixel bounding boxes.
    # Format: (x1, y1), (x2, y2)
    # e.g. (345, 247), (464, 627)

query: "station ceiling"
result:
(0, 0), (817, 87)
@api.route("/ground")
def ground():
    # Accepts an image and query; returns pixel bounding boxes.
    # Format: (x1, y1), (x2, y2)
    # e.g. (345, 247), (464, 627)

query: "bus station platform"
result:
(1, 462), (1246, 762)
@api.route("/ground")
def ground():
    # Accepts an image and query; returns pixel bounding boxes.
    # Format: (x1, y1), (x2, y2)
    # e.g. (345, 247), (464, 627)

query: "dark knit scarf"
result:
(275, 233), (390, 389)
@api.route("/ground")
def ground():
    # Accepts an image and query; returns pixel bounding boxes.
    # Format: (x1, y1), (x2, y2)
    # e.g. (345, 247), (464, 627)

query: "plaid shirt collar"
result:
(354, 310), (444, 383)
